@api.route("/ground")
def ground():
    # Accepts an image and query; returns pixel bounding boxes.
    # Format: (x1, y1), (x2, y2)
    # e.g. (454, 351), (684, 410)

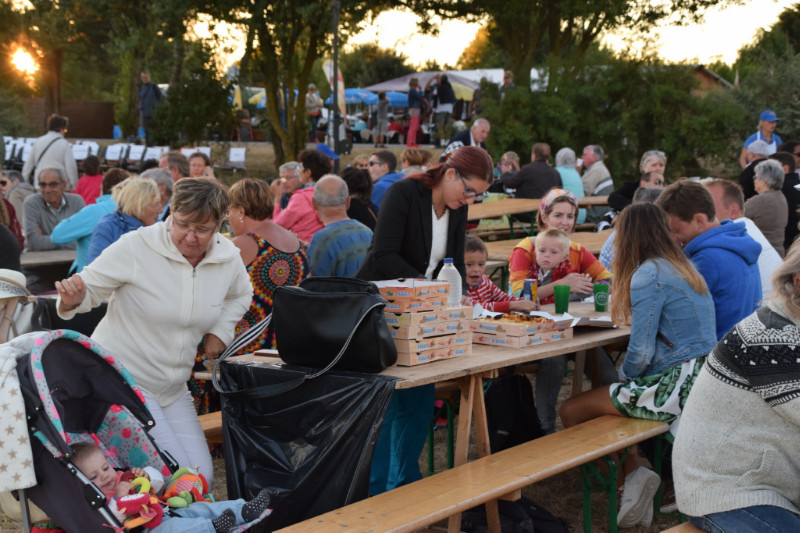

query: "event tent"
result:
(366, 72), (480, 100)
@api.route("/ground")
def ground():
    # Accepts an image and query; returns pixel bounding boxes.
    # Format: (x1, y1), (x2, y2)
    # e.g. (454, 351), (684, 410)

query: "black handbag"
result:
(212, 277), (397, 397)
(273, 277), (397, 373)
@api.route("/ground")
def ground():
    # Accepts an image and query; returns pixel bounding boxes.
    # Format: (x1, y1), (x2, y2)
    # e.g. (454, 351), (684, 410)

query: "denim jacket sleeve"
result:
(622, 261), (665, 379)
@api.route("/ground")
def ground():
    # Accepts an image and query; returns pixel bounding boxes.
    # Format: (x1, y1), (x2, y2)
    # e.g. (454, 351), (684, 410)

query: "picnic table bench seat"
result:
(199, 410), (223, 444)
(275, 415), (669, 533)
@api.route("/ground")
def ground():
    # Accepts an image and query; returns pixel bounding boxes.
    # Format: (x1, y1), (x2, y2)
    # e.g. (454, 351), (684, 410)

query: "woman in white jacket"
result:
(55, 178), (252, 488)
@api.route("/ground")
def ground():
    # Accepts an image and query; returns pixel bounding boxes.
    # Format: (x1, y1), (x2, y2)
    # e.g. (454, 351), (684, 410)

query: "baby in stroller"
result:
(5, 328), (270, 532)
(71, 443), (270, 532)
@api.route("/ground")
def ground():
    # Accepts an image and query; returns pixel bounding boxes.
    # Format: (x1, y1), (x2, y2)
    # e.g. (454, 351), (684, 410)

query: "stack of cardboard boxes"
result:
(471, 315), (573, 348)
(374, 280), (472, 366)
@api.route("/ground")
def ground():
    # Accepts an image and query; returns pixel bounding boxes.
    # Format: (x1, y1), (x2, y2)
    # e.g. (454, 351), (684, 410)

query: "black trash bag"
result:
(461, 496), (567, 533)
(220, 361), (396, 531)
(484, 374), (544, 453)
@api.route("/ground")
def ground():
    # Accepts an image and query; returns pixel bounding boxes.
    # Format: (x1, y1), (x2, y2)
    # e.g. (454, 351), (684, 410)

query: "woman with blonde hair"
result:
(560, 202), (717, 528)
(87, 176), (161, 263)
(400, 147), (432, 175)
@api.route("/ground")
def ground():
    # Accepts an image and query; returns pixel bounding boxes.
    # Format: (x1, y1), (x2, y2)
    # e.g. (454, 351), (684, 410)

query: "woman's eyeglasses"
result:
(454, 168), (489, 199)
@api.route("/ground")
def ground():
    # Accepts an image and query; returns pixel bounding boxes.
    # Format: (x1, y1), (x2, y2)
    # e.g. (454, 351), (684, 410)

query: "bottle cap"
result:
(443, 258), (453, 264)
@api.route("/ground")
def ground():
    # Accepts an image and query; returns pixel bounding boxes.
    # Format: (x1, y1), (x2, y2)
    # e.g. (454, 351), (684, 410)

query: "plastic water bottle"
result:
(437, 258), (462, 307)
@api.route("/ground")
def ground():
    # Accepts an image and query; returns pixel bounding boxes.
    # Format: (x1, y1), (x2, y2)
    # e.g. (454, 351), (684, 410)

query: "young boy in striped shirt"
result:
(464, 236), (536, 312)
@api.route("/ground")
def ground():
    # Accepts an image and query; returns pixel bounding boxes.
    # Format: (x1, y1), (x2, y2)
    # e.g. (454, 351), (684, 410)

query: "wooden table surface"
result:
(468, 195), (609, 222)
(483, 230), (613, 261)
(20, 249), (76, 268)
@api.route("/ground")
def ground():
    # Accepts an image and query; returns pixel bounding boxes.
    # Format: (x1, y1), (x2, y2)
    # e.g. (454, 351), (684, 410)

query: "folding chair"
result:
(71, 144), (90, 162)
(125, 145), (146, 170)
(142, 146), (166, 162)
(214, 147), (247, 174)
(102, 143), (128, 169)
(80, 141), (100, 156)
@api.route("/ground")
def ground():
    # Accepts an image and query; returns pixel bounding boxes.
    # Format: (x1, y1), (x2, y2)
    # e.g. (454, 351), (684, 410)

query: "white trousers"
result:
(140, 389), (214, 490)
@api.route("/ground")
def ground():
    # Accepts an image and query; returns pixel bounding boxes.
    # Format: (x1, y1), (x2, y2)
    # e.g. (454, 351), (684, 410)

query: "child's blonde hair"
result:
(534, 228), (570, 256)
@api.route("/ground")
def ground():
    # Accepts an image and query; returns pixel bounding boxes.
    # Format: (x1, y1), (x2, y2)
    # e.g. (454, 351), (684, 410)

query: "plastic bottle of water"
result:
(437, 258), (462, 307)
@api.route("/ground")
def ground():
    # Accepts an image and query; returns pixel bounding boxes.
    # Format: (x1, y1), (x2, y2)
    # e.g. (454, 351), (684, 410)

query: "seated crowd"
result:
(4, 115), (800, 533)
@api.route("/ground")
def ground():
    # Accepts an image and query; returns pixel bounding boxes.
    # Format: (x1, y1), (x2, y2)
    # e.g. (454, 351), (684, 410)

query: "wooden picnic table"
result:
(468, 195), (609, 222)
(210, 301), (626, 462)
(211, 303), (627, 531)
(484, 230), (613, 261)
(20, 249), (76, 268)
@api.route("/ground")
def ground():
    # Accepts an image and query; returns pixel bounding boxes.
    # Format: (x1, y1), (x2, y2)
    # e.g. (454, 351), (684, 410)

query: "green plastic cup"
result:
(553, 285), (570, 314)
(594, 283), (610, 312)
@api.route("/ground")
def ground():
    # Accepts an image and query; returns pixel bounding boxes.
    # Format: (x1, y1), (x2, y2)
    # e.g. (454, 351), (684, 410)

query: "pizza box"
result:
(373, 279), (450, 300)
(439, 306), (472, 321)
(394, 331), (473, 353)
(383, 296), (448, 313)
(388, 318), (470, 340)
(472, 327), (574, 348)
(385, 309), (444, 327)
(395, 343), (473, 366)
(471, 315), (571, 337)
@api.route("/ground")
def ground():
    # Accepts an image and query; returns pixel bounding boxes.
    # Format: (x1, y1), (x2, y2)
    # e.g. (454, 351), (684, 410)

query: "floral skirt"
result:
(609, 356), (706, 438)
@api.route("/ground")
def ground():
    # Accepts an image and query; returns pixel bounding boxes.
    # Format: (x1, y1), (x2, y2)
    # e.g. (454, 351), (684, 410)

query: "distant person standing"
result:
(406, 77), (424, 148)
(305, 83), (324, 142)
(375, 92), (389, 147)
(426, 74), (456, 147)
(138, 71), (162, 144)
(739, 110), (781, 169)
(22, 114), (77, 190)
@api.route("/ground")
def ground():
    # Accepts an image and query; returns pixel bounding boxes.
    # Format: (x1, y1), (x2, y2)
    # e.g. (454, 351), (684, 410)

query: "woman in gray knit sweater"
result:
(673, 239), (800, 532)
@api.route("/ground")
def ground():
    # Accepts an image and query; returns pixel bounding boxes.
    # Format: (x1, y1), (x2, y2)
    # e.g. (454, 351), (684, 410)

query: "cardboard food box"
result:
(471, 315), (571, 337)
(388, 318), (470, 340)
(373, 279), (450, 300)
(472, 327), (574, 348)
(395, 343), (473, 366)
(439, 306), (472, 321)
(383, 296), (448, 313)
(394, 331), (473, 353)
(384, 309), (442, 327)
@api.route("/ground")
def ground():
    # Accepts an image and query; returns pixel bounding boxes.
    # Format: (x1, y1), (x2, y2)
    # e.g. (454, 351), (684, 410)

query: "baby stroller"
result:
(8, 328), (179, 532)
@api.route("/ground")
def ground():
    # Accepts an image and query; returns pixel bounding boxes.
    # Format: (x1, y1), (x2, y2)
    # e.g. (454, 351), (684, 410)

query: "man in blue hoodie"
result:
(656, 179), (762, 340)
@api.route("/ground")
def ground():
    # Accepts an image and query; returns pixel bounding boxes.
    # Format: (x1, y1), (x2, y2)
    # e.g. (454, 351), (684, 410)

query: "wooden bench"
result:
(199, 411), (223, 444)
(275, 415), (669, 533)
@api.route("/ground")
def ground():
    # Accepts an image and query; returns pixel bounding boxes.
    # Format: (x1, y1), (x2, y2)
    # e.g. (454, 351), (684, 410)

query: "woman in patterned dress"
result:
(559, 203), (717, 528)
(189, 178), (308, 414)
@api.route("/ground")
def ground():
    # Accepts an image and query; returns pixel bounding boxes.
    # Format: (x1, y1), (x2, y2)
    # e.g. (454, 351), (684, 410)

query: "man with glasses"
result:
(369, 150), (405, 209)
(22, 114), (78, 190)
(22, 167), (84, 251)
(270, 161), (302, 216)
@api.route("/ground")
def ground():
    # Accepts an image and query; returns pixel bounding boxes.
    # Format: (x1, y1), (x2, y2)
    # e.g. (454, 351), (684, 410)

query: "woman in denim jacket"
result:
(559, 203), (716, 529)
